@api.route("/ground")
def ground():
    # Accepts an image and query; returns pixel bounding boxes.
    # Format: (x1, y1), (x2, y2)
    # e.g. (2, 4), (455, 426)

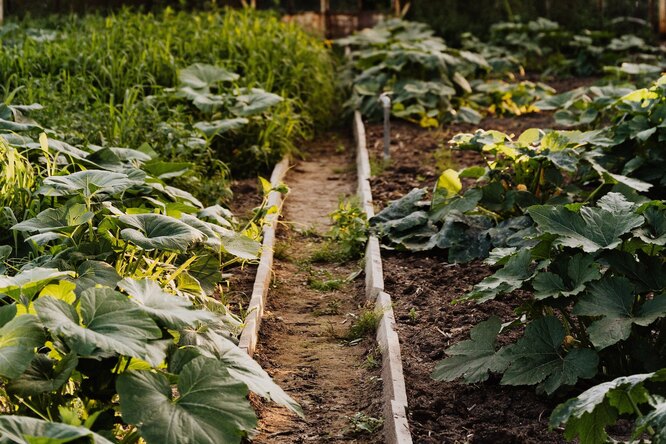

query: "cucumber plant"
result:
(0, 100), (298, 443)
(434, 193), (666, 393)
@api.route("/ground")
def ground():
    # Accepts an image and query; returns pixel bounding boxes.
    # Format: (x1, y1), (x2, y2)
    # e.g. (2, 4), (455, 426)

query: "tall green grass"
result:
(0, 7), (336, 201)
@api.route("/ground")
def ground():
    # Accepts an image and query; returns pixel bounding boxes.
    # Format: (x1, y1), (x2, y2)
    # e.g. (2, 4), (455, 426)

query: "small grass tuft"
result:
(347, 308), (381, 341)
(370, 156), (391, 177)
(308, 276), (345, 292)
(273, 240), (291, 261)
(348, 412), (383, 434)
(313, 299), (343, 316)
(362, 346), (382, 369)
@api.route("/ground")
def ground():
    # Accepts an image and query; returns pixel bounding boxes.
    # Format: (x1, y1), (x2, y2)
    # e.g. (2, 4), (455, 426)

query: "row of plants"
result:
(338, 17), (665, 129)
(0, 7), (337, 201)
(0, 96), (302, 442)
(369, 71), (666, 441)
(0, 7), (331, 443)
(462, 17), (665, 78)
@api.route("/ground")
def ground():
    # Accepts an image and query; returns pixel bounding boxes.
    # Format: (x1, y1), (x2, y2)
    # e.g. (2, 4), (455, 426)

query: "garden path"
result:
(251, 135), (383, 443)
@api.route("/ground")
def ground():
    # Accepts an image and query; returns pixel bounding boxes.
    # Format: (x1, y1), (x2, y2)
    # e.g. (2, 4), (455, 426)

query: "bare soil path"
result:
(251, 134), (383, 443)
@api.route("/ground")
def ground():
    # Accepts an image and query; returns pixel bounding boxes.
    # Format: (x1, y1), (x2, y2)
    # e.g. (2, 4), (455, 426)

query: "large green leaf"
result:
(550, 372), (656, 444)
(466, 249), (536, 302)
(0, 268), (74, 301)
(7, 353), (78, 395)
(12, 204), (94, 234)
(179, 63), (239, 91)
(38, 170), (140, 199)
(532, 254), (601, 299)
(585, 153), (652, 192)
(527, 193), (644, 253)
(501, 316), (598, 394)
(75, 261), (121, 292)
(119, 213), (205, 252)
(0, 309), (45, 379)
(0, 416), (114, 444)
(634, 206), (666, 246)
(142, 160), (193, 180)
(193, 118), (249, 138)
(117, 356), (256, 444)
(117, 278), (215, 329)
(432, 317), (509, 383)
(371, 188), (427, 224)
(178, 214), (259, 259)
(573, 277), (666, 350)
(603, 250), (666, 293)
(34, 287), (165, 366)
(177, 328), (302, 415)
(230, 88), (283, 116)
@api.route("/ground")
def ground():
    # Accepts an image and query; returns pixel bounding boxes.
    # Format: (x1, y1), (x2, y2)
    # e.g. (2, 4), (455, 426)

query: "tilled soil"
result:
(383, 253), (568, 444)
(250, 133), (383, 443)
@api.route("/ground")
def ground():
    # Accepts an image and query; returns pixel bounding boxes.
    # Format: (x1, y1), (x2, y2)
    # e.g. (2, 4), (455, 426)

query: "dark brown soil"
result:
(251, 132), (383, 443)
(228, 178), (263, 222)
(383, 253), (568, 443)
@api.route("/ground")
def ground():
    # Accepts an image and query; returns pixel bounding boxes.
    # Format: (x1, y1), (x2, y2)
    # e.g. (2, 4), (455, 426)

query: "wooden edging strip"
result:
(238, 156), (290, 357)
(353, 110), (413, 444)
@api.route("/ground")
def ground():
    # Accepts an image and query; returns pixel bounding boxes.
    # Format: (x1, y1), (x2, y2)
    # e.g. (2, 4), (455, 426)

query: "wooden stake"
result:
(320, 0), (328, 36)
(0, 0), (4, 26)
(393, 0), (401, 16)
(661, 0), (666, 35)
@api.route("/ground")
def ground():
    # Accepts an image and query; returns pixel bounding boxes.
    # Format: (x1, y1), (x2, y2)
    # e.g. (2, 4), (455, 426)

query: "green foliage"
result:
(347, 308), (381, 341)
(0, 415), (114, 444)
(348, 412), (383, 434)
(0, 8), (336, 197)
(432, 315), (598, 394)
(467, 79), (554, 117)
(316, 198), (368, 262)
(462, 17), (665, 77)
(536, 76), (666, 199)
(549, 371), (666, 444)
(165, 63), (295, 172)
(116, 356), (257, 444)
(437, 194), (666, 397)
(0, 98), (297, 441)
(431, 317), (509, 383)
(337, 19), (490, 126)
(371, 119), (662, 261)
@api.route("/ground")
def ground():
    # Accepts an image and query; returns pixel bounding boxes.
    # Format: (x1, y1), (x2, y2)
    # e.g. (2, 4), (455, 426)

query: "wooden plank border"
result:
(353, 110), (413, 444)
(238, 157), (290, 357)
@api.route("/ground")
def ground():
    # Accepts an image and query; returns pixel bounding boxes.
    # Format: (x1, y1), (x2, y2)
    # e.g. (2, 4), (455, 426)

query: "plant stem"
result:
(628, 392), (656, 436)
(583, 182), (605, 204)
(15, 396), (49, 421)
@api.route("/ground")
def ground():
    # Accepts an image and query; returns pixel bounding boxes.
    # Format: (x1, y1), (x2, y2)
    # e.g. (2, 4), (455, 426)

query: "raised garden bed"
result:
(361, 104), (589, 442)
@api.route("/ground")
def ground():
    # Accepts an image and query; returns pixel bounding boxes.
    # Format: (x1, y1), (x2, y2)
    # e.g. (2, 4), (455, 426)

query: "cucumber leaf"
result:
(432, 316), (509, 383)
(117, 356), (256, 444)
(573, 276), (666, 350)
(501, 316), (598, 394)
(34, 287), (166, 366)
(527, 193), (643, 253)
